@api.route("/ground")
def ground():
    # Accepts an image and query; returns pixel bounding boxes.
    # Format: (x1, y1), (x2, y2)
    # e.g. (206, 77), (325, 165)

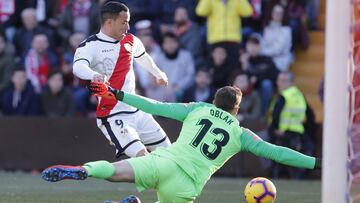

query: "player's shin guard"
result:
(83, 160), (115, 179)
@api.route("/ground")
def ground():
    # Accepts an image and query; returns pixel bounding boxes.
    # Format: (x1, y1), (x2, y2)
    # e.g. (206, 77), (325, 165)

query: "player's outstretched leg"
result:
(41, 160), (132, 183)
(103, 195), (141, 203)
(41, 165), (88, 182)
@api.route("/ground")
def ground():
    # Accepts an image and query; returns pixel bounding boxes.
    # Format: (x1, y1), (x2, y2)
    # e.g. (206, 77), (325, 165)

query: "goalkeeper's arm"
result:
(240, 128), (321, 169)
(89, 82), (193, 122)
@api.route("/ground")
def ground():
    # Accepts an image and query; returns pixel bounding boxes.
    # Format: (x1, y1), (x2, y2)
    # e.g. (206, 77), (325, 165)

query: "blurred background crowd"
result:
(0, 0), (321, 178)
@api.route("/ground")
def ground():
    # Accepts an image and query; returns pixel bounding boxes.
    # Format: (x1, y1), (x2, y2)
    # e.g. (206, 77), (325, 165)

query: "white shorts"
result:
(97, 110), (170, 157)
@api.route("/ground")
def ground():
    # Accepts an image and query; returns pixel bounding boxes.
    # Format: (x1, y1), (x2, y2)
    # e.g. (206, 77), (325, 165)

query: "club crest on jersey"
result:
(124, 43), (132, 52)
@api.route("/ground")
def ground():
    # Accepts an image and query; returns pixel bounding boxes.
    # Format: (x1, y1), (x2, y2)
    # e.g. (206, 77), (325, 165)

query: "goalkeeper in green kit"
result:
(42, 82), (321, 203)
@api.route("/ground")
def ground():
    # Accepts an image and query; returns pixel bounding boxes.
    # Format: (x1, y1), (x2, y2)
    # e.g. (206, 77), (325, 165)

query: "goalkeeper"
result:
(42, 83), (321, 203)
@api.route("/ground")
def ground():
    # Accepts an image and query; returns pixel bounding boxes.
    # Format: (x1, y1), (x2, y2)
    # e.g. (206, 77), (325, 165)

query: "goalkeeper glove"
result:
(314, 158), (322, 169)
(88, 82), (124, 101)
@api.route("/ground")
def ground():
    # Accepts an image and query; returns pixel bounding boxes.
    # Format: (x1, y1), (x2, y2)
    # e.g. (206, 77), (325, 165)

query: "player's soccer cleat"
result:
(103, 195), (141, 203)
(41, 165), (88, 182)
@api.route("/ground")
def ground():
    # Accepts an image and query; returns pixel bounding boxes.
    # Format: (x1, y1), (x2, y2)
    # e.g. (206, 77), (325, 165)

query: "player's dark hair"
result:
(100, 1), (129, 25)
(214, 86), (242, 112)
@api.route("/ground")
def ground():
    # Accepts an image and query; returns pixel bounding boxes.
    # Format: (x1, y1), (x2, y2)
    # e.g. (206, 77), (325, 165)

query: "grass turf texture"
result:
(0, 171), (324, 203)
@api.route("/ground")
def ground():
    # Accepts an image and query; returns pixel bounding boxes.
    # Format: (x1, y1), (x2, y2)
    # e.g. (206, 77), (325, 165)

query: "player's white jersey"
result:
(73, 31), (146, 117)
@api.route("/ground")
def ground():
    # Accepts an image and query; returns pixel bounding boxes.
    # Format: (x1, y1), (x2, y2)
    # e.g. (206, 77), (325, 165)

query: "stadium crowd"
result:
(0, 0), (319, 118)
(0, 0), (320, 178)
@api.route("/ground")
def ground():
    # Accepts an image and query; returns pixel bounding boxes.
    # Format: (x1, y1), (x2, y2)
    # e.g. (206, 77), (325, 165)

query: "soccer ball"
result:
(244, 177), (276, 203)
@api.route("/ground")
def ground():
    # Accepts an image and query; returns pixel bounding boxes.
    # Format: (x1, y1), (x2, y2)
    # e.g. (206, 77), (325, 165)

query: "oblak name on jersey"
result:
(209, 109), (235, 125)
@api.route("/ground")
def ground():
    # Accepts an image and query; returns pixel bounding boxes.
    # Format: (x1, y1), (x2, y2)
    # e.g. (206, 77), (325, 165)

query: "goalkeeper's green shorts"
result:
(126, 154), (198, 203)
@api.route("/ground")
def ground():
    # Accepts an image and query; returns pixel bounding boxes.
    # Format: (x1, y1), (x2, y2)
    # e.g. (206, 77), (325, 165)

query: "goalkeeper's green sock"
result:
(82, 160), (115, 179)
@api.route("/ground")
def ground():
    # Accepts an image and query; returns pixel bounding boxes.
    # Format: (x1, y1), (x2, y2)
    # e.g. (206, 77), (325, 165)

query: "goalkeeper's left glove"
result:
(88, 82), (124, 101)
(314, 158), (322, 169)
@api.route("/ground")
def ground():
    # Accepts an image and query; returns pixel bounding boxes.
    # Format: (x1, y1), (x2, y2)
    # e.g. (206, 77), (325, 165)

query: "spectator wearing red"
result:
(24, 33), (58, 93)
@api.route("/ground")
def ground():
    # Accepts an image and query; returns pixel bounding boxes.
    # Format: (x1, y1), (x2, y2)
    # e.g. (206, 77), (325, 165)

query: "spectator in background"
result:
(261, 4), (292, 72)
(306, 0), (320, 30)
(182, 68), (216, 103)
(209, 45), (233, 89)
(62, 32), (86, 86)
(58, 0), (100, 45)
(134, 33), (161, 91)
(154, 32), (195, 100)
(24, 0), (59, 27)
(241, 34), (279, 115)
(241, 0), (267, 44)
(24, 33), (59, 93)
(120, 0), (161, 30)
(61, 32), (91, 116)
(13, 8), (54, 58)
(142, 74), (176, 102)
(287, 0), (309, 50)
(0, 33), (15, 93)
(232, 72), (261, 123)
(268, 71), (315, 179)
(0, 0), (17, 42)
(196, 0), (253, 65)
(174, 6), (203, 67)
(1, 68), (39, 115)
(40, 71), (75, 117)
(160, 0), (197, 34)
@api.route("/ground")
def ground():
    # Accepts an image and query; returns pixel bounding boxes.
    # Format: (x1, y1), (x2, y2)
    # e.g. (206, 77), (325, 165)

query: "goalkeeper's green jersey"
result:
(121, 92), (316, 194)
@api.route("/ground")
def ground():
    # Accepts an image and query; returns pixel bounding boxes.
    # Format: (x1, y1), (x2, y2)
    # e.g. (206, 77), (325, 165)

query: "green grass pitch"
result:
(0, 171), (322, 203)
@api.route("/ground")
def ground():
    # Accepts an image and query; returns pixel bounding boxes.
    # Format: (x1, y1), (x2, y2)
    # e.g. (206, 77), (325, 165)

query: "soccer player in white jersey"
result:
(72, 1), (171, 157)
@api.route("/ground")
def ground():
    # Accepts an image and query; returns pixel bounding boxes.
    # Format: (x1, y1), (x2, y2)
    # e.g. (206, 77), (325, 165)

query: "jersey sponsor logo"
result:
(102, 49), (114, 53)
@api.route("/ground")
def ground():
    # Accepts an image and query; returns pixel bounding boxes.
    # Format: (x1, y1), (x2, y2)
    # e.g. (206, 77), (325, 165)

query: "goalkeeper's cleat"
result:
(119, 195), (141, 203)
(103, 195), (141, 203)
(41, 165), (88, 182)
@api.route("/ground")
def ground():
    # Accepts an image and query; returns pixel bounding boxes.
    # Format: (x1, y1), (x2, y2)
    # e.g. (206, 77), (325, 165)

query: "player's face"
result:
(112, 11), (130, 40)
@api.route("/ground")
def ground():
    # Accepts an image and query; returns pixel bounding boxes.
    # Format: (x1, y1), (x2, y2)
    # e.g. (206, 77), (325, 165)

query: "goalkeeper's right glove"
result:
(88, 82), (124, 101)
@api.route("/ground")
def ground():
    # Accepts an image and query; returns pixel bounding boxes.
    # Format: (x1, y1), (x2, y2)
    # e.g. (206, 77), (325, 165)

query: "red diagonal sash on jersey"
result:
(96, 34), (134, 117)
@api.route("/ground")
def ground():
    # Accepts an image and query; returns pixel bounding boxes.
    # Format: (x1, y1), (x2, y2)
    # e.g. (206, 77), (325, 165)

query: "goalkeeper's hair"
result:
(214, 86), (242, 112)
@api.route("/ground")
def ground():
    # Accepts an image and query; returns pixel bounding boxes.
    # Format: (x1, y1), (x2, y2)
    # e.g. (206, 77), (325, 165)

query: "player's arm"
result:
(134, 53), (168, 85)
(72, 44), (104, 82)
(133, 36), (168, 85)
(89, 82), (195, 122)
(240, 128), (321, 169)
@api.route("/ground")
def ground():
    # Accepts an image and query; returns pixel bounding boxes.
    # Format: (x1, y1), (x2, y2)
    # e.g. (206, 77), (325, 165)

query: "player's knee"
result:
(108, 161), (134, 182)
(123, 140), (148, 157)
